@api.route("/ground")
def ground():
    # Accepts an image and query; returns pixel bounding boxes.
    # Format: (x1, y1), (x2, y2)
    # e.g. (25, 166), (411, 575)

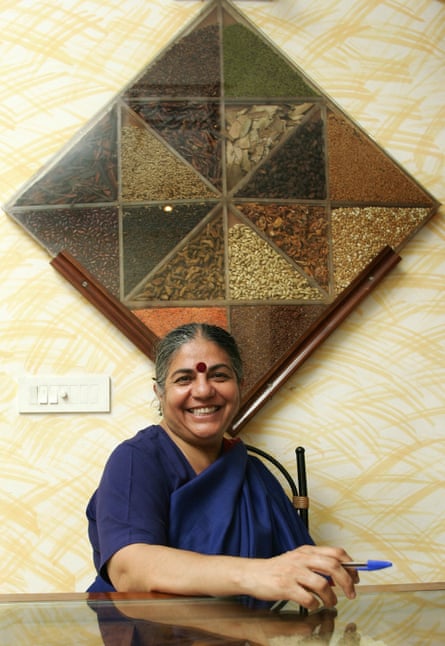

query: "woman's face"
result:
(155, 336), (241, 448)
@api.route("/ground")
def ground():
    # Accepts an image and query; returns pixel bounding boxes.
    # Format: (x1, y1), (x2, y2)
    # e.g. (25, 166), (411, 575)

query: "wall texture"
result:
(0, 0), (444, 593)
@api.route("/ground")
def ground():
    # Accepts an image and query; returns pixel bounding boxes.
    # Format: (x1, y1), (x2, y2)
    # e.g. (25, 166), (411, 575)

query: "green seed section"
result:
(223, 22), (319, 98)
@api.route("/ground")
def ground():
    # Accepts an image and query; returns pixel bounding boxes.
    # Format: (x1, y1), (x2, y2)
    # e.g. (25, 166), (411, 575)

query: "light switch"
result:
(48, 385), (59, 404)
(38, 385), (48, 404)
(18, 375), (111, 413)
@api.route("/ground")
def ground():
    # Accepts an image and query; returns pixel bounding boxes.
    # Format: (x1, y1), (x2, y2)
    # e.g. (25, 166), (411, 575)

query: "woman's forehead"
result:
(169, 338), (231, 368)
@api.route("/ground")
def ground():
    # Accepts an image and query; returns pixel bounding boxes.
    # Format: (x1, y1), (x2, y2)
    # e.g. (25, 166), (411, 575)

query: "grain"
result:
(235, 111), (326, 199)
(125, 24), (220, 98)
(129, 101), (222, 190)
(228, 224), (322, 301)
(327, 110), (432, 204)
(223, 23), (318, 98)
(121, 124), (216, 201)
(16, 206), (119, 297)
(231, 303), (327, 394)
(122, 203), (211, 295)
(332, 206), (430, 292)
(133, 307), (228, 339)
(236, 202), (329, 288)
(16, 108), (118, 206)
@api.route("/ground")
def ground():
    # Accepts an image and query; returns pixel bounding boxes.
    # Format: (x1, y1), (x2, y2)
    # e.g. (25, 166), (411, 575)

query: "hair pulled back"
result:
(154, 323), (243, 393)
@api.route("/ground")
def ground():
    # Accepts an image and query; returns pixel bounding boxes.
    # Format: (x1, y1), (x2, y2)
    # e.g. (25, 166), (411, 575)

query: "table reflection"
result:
(92, 597), (337, 645)
(0, 585), (444, 645)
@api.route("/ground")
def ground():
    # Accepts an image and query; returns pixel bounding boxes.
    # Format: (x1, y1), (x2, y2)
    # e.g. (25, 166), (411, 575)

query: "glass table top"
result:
(1, 585), (444, 645)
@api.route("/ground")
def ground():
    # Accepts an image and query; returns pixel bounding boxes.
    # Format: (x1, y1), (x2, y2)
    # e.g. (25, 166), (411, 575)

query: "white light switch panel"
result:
(18, 375), (111, 413)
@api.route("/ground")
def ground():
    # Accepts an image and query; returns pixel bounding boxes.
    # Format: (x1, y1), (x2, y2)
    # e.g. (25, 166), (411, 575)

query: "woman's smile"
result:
(187, 405), (221, 416)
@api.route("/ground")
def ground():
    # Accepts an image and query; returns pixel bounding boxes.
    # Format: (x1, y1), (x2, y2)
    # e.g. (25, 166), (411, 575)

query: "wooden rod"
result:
(50, 250), (158, 359)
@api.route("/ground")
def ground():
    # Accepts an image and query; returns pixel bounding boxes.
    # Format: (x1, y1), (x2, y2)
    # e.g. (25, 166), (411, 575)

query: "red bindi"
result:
(196, 362), (207, 373)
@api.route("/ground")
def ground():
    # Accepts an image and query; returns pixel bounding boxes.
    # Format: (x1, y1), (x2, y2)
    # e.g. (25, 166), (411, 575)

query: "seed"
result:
(228, 224), (322, 301)
(331, 206), (430, 292)
(121, 123), (216, 201)
(128, 216), (225, 304)
(225, 103), (313, 190)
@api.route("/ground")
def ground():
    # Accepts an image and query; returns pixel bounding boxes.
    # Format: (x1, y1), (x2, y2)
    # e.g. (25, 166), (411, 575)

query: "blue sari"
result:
(87, 428), (313, 605)
(170, 440), (312, 559)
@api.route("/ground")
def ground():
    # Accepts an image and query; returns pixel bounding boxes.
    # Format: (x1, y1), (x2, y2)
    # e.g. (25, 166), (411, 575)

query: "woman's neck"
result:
(160, 422), (223, 474)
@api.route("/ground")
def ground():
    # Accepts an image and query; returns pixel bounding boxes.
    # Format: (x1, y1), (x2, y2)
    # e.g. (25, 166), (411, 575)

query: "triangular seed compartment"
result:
(235, 105), (326, 200)
(126, 100), (222, 191)
(14, 107), (118, 207)
(326, 108), (435, 206)
(13, 205), (120, 297)
(122, 202), (212, 297)
(125, 6), (221, 99)
(231, 303), (327, 399)
(235, 201), (330, 294)
(222, 7), (319, 99)
(126, 210), (225, 306)
(331, 206), (432, 294)
(225, 102), (314, 191)
(121, 107), (217, 201)
(227, 214), (324, 303)
(133, 306), (229, 340)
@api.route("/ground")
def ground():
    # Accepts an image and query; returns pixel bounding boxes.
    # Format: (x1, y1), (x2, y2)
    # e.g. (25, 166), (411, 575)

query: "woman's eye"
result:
(211, 372), (230, 381)
(174, 375), (192, 384)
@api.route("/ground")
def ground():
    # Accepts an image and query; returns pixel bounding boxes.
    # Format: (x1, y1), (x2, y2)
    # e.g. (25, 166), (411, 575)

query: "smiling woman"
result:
(152, 323), (243, 470)
(85, 322), (358, 610)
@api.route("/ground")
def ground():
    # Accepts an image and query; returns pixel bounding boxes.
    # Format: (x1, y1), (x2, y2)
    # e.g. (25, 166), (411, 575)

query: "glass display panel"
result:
(6, 0), (439, 431)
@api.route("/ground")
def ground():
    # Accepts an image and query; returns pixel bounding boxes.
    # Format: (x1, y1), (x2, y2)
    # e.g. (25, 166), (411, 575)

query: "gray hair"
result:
(154, 323), (243, 394)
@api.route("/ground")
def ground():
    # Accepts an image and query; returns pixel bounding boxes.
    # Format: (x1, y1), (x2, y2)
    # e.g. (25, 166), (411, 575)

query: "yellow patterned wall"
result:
(0, 0), (444, 593)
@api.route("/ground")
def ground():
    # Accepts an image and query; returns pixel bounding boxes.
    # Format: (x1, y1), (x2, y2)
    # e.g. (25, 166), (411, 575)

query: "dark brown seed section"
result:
(14, 206), (120, 296)
(225, 103), (313, 190)
(231, 304), (327, 396)
(16, 108), (118, 206)
(125, 24), (220, 98)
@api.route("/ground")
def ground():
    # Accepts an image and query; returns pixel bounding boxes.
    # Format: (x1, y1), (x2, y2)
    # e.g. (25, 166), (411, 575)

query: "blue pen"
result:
(343, 560), (392, 571)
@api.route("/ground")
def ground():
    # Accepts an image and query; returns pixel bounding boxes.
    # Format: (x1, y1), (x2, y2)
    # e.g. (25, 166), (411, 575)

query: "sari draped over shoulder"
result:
(87, 433), (313, 602)
(169, 441), (313, 559)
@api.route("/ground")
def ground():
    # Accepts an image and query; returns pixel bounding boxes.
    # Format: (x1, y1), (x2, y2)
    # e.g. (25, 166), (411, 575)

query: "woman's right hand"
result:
(239, 545), (358, 610)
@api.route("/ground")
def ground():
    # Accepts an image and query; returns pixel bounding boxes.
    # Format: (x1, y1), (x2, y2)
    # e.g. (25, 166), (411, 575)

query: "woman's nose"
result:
(192, 374), (214, 397)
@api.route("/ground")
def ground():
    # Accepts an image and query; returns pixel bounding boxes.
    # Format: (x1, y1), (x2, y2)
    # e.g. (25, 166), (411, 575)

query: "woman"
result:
(86, 323), (357, 609)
